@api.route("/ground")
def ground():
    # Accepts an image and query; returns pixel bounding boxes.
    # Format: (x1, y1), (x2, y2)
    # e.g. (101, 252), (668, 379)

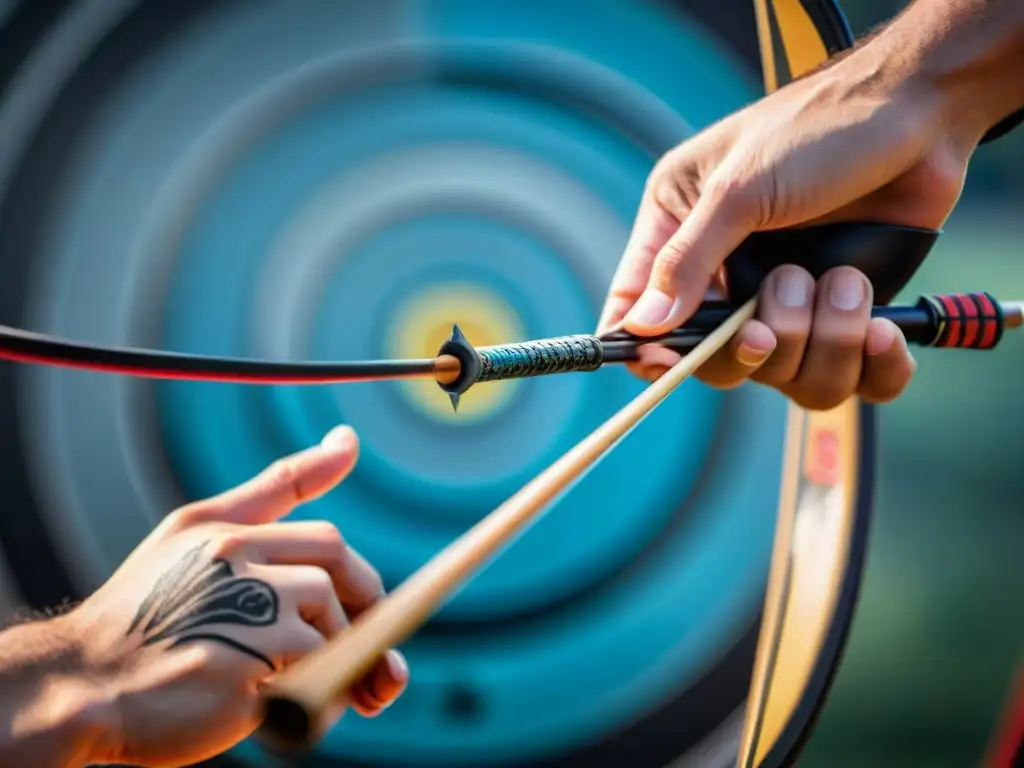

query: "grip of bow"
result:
(723, 222), (941, 305)
(477, 337), (604, 382)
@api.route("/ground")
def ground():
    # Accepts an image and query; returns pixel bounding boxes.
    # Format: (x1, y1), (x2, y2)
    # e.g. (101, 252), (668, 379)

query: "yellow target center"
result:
(387, 284), (525, 423)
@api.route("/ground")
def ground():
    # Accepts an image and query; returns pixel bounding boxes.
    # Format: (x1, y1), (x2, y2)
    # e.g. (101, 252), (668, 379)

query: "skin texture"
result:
(0, 425), (409, 768)
(597, 0), (1024, 410)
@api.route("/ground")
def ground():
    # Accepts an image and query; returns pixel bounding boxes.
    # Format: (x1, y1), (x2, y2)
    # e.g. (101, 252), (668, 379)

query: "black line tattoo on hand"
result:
(127, 542), (278, 671)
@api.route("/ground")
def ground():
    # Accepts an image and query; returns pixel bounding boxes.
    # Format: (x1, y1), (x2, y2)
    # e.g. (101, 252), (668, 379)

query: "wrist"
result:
(31, 671), (121, 768)
(48, 613), (123, 766)
(875, 0), (1024, 149)
(0, 614), (121, 767)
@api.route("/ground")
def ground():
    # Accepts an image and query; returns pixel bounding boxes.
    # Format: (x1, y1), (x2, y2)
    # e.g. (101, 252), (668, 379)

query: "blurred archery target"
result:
(0, 1), (791, 765)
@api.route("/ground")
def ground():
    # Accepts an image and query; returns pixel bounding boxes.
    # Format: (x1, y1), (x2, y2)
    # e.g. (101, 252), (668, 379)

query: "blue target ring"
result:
(154, 4), (774, 763)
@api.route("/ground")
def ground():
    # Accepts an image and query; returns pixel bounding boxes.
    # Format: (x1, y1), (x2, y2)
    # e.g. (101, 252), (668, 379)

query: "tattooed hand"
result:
(7, 425), (408, 767)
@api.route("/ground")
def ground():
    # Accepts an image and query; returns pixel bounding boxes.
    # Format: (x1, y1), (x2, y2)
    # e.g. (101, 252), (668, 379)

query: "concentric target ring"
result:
(0, 1), (818, 766)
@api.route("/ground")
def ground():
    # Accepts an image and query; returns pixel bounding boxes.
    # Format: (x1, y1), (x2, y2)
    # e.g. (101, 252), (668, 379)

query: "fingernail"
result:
(385, 649), (408, 680)
(829, 273), (866, 311)
(368, 650), (408, 709)
(736, 342), (771, 367)
(775, 270), (811, 308)
(321, 425), (356, 450)
(625, 289), (677, 328)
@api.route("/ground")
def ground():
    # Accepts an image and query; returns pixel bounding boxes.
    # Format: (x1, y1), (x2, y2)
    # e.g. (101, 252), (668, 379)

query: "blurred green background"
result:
(802, 3), (1024, 765)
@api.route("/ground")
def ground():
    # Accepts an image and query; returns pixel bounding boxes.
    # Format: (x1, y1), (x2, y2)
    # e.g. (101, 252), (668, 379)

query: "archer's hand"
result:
(68, 425), (408, 767)
(597, 44), (979, 410)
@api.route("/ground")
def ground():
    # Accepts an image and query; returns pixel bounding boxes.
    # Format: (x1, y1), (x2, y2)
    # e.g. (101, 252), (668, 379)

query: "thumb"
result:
(205, 425), (359, 525)
(622, 175), (759, 335)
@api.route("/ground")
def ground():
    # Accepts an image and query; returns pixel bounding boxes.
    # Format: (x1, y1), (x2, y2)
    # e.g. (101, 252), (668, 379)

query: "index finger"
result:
(201, 426), (360, 525)
(623, 173), (759, 335)
(596, 200), (683, 335)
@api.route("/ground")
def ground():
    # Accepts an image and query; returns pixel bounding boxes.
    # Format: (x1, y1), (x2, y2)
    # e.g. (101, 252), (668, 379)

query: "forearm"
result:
(871, 0), (1024, 146)
(0, 616), (117, 768)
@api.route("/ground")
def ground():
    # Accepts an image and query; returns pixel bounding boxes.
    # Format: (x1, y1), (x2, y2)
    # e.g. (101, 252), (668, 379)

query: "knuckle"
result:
(264, 459), (302, 501)
(650, 148), (677, 179)
(653, 240), (687, 275)
(652, 166), (700, 215)
(161, 502), (214, 534)
(310, 567), (334, 594)
(209, 533), (251, 561)
(652, 178), (685, 216)
(310, 521), (345, 547)
(161, 506), (195, 533)
(911, 149), (967, 210)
